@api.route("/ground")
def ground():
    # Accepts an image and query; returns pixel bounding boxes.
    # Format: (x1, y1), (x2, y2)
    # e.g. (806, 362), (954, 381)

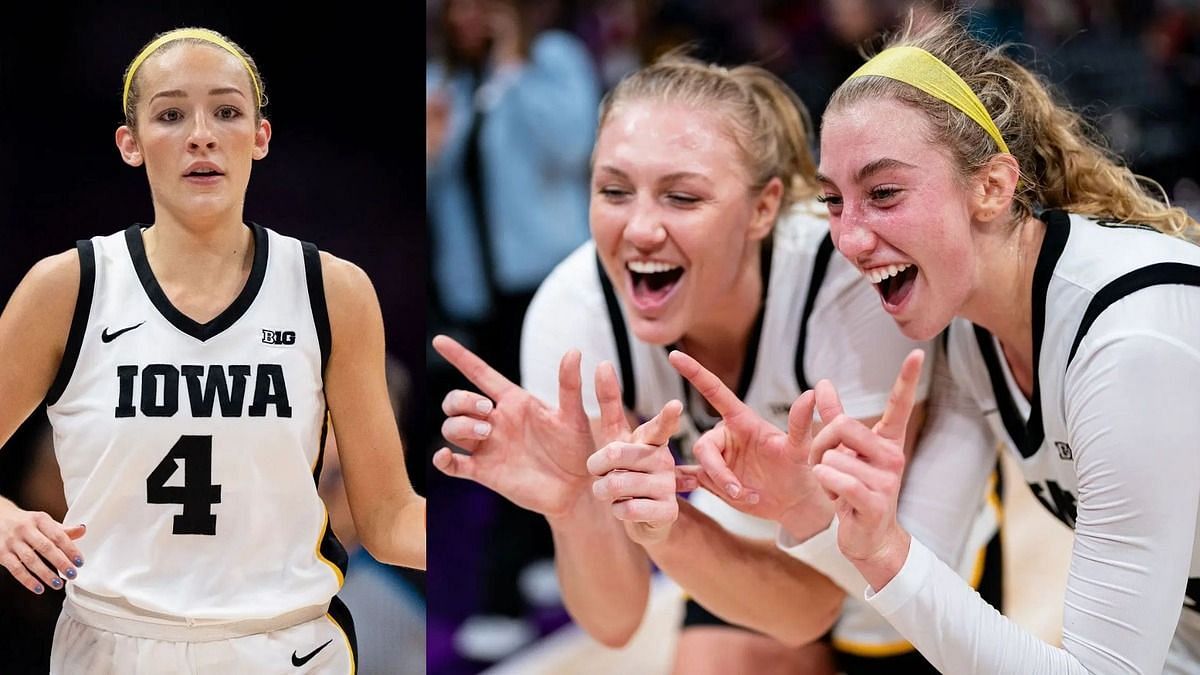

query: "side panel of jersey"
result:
(47, 225), (339, 623)
(947, 213), (1200, 664)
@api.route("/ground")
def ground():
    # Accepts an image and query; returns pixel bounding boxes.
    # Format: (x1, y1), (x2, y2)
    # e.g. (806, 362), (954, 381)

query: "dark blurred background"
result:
(0, 3), (426, 673)
(425, 1), (1200, 674)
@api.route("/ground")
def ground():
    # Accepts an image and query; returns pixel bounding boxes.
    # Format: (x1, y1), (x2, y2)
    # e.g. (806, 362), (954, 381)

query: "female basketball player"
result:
(434, 54), (998, 674)
(779, 12), (1200, 674)
(0, 28), (424, 673)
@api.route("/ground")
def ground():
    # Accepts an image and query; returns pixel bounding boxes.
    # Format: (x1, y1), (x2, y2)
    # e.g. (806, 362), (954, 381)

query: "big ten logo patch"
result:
(262, 329), (296, 345)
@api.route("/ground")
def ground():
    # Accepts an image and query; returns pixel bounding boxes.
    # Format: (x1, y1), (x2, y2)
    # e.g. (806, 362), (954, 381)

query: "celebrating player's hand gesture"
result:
(432, 335), (595, 520)
(668, 350), (832, 535)
(586, 362), (692, 546)
(808, 349), (924, 586)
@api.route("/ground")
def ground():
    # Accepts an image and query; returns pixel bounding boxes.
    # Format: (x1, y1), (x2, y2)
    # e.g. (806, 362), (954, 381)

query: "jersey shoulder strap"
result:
(1067, 262), (1200, 367)
(794, 233), (836, 391)
(596, 254), (637, 410)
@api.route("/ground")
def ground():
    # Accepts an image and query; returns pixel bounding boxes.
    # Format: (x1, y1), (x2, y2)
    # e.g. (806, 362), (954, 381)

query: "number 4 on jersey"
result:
(146, 435), (222, 535)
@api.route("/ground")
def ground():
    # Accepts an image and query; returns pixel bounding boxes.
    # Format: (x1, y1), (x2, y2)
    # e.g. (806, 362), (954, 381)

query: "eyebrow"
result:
(148, 87), (247, 104)
(594, 165), (710, 183)
(815, 157), (919, 187)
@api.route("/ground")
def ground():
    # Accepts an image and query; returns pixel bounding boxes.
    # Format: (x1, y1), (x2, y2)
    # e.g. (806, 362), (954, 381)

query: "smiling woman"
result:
(433, 52), (1003, 675)
(0, 27), (424, 674)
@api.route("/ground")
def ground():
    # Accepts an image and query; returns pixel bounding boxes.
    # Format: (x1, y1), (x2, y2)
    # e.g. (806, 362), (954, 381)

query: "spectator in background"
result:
(426, 0), (600, 664)
(426, 0), (598, 377)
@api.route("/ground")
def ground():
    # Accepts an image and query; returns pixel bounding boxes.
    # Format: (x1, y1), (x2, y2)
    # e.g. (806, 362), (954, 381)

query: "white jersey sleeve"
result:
(520, 242), (616, 414)
(867, 306), (1200, 674)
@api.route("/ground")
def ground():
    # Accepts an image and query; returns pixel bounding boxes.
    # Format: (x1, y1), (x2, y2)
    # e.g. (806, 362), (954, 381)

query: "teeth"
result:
(627, 260), (680, 274)
(865, 263), (911, 284)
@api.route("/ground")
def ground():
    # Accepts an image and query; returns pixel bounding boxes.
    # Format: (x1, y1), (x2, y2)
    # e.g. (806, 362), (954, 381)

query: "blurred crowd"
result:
(427, 1), (1200, 673)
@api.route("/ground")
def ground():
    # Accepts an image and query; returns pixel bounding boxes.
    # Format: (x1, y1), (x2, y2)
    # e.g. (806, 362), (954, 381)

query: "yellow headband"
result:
(122, 28), (261, 116)
(847, 46), (1009, 155)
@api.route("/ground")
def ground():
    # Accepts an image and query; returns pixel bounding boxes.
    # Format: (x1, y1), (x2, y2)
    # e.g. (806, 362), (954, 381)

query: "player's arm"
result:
(644, 499), (844, 646)
(0, 251), (87, 592)
(548, 418), (656, 648)
(320, 252), (425, 570)
(518, 281), (654, 648)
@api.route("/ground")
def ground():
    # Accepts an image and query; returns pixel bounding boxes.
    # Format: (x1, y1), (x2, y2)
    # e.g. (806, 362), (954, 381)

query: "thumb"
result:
(786, 391), (816, 461)
(634, 400), (682, 447)
(814, 379), (844, 426)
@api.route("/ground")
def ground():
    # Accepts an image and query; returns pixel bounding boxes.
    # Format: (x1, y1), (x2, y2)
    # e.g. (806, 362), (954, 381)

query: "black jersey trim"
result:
(45, 240), (96, 407)
(327, 595), (359, 671)
(972, 210), (1070, 458)
(973, 325), (1031, 457)
(675, 242), (773, 434)
(302, 242), (332, 375)
(313, 413), (351, 590)
(732, 240), (773, 399)
(1067, 263), (1200, 365)
(596, 255), (637, 411)
(125, 222), (269, 342)
(794, 233), (836, 391)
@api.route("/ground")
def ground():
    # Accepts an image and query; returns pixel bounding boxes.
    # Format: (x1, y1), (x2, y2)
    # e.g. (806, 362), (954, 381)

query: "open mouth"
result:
(627, 260), (684, 309)
(867, 263), (918, 307)
(185, 169), (223, 178)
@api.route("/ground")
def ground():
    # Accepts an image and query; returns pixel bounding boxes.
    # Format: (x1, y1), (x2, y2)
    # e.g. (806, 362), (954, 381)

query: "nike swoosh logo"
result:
(291, 639), (333, 667)
(100, 321), (145, 343)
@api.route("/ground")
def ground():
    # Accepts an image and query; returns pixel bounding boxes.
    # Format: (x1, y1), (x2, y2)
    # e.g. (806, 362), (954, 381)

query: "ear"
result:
(971, 153), (1020, 223)
(115, 126), (143, 167)
(252, 118), (272, 160)
(747, 176), (784, 242)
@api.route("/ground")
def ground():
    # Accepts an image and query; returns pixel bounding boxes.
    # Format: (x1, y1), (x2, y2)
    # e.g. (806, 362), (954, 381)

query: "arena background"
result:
(0, 3), (427, 673)
(425, 1), (1200, 674)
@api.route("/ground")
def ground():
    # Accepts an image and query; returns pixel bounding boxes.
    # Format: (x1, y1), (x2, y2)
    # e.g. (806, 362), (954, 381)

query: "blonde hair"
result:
(829, 12), (1197, 237)
(597, 52), (818, 212)
(122, 27), (267, 129)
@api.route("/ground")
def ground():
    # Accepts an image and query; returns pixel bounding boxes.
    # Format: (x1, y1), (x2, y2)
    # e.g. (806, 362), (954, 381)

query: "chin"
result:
(628, 315), (684, 347)
(894, 308), (954, 342)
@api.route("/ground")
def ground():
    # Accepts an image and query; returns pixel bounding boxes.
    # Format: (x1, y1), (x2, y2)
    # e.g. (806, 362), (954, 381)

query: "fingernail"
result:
(51, 578), (62, 589)
(476, 399), (493, 414)
(746, 493), (760, 505)
(74, 556), (84, 567)
(474, 422), (491, 437)
(64, 568), (77, 579)
(34, 584), (44, 594)
(726, 483), (741, 499)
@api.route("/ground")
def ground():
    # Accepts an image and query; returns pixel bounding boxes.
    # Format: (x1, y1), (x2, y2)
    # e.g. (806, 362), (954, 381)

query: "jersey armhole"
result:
(44, 240), (96, 407)
(302, 242), (332, 376)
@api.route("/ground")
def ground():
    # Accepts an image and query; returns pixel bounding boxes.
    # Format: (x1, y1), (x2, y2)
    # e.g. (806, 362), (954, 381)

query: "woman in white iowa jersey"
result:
(433, 54), (999, 675)
(787, 11), (1200, 674)
(0, 28), (425, 674)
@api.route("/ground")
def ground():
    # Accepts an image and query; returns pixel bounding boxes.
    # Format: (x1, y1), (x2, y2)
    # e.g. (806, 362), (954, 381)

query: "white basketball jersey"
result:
(46, 223), (344, 624)
(946, 210), (1200, 667)
(521, 203), (961, 651)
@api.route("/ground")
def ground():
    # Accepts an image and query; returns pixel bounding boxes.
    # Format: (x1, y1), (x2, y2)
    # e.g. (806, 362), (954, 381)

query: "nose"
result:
(623, 200), (667, 250)
(187, 113), (217, 150)
(831, 208), (879, 261)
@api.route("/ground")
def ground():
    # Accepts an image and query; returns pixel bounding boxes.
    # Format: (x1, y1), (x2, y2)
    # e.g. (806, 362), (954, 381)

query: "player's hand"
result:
(669, 350), (832, 532)
(432, 335), (595, 520)
(0, 503), (85, 595)
(587, 361), (687, 546)
(809, 349), (924, 586)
